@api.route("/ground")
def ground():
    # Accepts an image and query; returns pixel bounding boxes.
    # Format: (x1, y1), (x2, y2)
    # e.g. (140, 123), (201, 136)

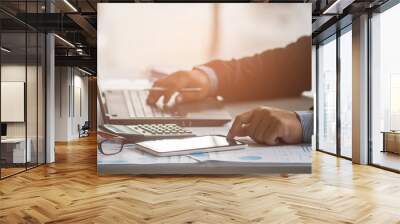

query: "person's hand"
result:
(227, 107), (303, 145)
(146, 70), (211, 105)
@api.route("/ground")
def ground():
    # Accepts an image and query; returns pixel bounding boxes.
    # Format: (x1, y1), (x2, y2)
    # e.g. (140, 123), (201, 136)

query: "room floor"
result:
(372, 150), (400, 171)
(0, 135), (400, 223)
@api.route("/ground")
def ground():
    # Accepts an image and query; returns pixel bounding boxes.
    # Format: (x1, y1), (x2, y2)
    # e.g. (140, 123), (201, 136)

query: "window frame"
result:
(315, 21), (353, 160)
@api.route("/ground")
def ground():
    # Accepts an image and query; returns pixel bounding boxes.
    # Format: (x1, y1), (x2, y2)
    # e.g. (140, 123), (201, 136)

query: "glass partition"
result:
(27, 30), (38, 169)
(370, 3), (400, 171)
(317, 36), (337, 154)
(37, 32), (46, 165)
(1, 31), (28, 177)
(0, 1), (46, 179)
(339, 28), (352, 158)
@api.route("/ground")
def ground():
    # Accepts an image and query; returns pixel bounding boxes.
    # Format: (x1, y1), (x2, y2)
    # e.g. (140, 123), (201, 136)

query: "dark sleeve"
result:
(201, 36), (311, 101)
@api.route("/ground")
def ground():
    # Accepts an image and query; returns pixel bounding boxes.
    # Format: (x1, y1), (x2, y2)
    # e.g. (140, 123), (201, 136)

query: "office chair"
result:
(79, 121), (90, 138)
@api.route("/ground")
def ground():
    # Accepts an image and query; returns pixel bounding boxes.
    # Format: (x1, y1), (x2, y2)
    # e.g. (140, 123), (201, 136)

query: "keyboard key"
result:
(123, 90), (136, 118)
(130, 91), (145, 117)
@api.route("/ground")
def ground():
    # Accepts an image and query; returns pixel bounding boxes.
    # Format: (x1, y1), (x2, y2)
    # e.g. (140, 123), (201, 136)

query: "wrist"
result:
(193, 66), (218, 96)
(191, 69), (212, 96)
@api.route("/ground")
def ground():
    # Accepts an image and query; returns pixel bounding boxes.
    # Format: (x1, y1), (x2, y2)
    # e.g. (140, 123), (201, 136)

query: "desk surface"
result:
(1, 138), (26, 143)
(98, 96), (313, 174)
(381, 131), (400, 134)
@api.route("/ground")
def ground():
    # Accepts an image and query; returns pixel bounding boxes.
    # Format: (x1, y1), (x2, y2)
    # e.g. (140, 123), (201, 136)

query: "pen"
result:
(144, 87), (202, 92)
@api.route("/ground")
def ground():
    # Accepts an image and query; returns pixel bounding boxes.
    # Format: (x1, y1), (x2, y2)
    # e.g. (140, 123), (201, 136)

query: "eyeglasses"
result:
(97, 130), (129, 155)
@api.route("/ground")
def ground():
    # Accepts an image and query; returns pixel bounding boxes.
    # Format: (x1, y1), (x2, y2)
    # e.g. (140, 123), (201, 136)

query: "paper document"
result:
(189, 144), (312, 164)
(98, 143), (311, 165)
(98, 142), (312, 174)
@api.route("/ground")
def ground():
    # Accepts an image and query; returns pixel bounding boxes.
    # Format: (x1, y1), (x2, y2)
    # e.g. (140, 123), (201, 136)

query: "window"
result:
(370, 2), (400, 171)
(317, 36), (337, 154)
(339, 28), (352, 158)
(316, 25), (353, 159)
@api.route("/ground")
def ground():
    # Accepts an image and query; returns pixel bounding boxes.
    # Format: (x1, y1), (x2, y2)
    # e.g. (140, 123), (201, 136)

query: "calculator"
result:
(101, 124), (196, 141)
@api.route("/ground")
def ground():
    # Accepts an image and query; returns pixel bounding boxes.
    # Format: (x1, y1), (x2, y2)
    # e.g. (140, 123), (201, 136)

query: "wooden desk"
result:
(1, 138), (32, 166)
(98, 96), (313, 175)
(382, 131), (400, 154)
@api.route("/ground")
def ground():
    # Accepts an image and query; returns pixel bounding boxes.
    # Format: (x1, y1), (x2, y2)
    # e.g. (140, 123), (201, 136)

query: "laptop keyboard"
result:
(123, 90), (176, 118)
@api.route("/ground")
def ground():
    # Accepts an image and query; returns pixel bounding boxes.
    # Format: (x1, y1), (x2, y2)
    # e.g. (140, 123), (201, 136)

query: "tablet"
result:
(136, 135), (247, 156)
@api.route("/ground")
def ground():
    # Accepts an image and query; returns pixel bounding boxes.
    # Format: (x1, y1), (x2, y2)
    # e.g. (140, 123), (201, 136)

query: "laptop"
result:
(98, 88), (231, 127)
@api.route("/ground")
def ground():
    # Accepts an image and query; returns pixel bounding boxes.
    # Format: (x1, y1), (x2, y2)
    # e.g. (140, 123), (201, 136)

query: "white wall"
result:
(1, 65), (38, 138)
(54, 67), (89, 141)
(1, 64), (46, 164)
(1, 65), (26, 138)
(71, 73), (89, 138)
(55, 67), (69, 141)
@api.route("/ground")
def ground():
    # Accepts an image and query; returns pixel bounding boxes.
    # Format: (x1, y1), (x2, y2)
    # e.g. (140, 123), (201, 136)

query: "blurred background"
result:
(97, 3), (311, 82)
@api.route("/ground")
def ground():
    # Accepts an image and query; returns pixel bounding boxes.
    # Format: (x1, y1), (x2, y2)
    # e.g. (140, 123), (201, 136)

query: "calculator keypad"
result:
(128, 124), (193, 137)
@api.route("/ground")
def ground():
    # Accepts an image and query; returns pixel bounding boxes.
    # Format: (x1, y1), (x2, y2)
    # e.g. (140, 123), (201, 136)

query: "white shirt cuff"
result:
(195, 65), (218, 96)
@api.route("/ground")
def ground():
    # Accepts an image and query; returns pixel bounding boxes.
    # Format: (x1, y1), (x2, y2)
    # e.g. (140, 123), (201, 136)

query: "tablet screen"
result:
(136, 135), (244, 153)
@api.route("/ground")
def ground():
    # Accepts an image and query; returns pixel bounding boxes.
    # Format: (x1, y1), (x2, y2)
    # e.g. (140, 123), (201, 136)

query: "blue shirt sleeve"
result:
(295, 111), (313, 143)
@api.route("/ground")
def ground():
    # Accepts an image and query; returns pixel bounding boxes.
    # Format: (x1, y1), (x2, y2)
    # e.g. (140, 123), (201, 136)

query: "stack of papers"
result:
(97, 143), (312, 174)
